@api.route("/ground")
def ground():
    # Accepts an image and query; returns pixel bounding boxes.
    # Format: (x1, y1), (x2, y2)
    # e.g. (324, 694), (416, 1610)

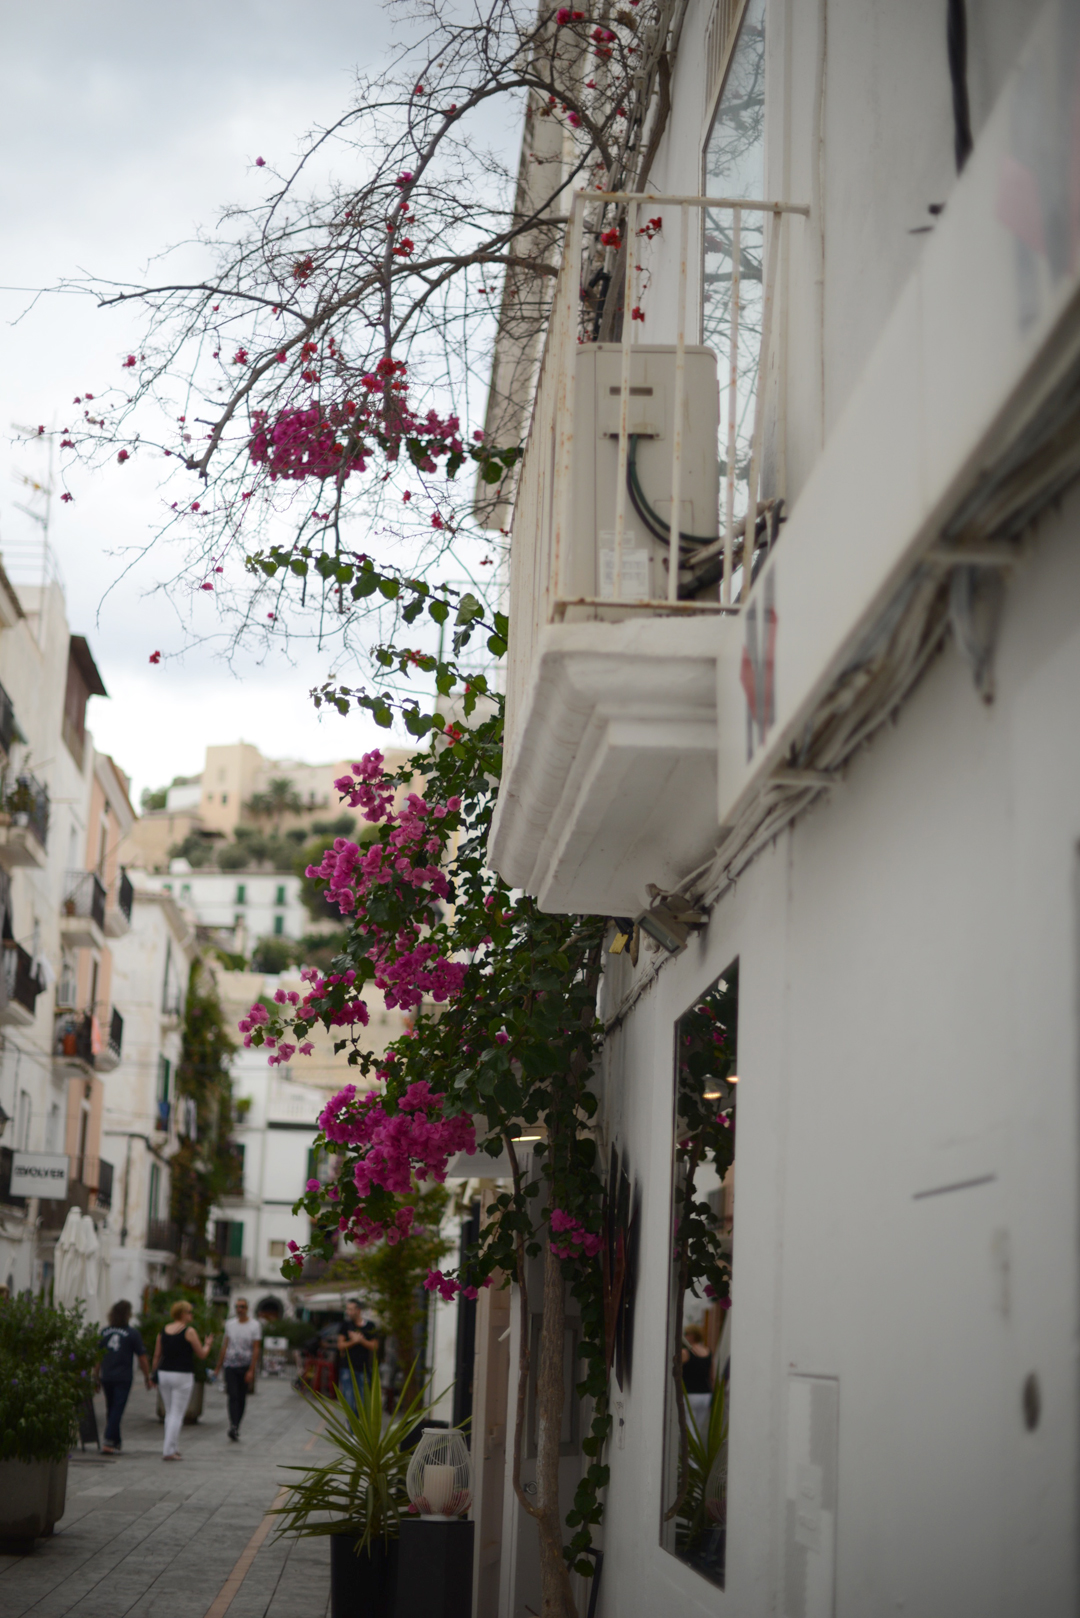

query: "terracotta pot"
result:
(155, 1378), (205, 1424)
(0, 1458), (51, 1552)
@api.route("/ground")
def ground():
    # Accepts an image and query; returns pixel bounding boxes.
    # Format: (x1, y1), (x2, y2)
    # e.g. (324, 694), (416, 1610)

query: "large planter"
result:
(0, 1458), (51, 1552)
(330, 1531), (399, 1618)
(155, 1379), (205, 1424)
(42, 1457), (68, 1536)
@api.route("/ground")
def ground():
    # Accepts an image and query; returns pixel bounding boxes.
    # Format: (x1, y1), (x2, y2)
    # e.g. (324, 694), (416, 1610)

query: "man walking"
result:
(214, 1296), (261, 1441)
(97, 1301), (152, 1454)
(336, 1299), (378, 1414)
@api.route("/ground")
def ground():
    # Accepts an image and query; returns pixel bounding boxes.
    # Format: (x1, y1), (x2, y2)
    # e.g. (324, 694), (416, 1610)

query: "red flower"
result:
(60, 492), (73, 503)
(200, 582), (214, 591)
(233, 348), (248, 364)
(431, 511), (444, 529)
(191, 501), (200, 511)
(255, 156), (266, 166)
(600, 228), (621, 249)
(149, 650), (161, 664)
(414, 84), (425, 94)
(117, 449), (130, 464)
(631, 305), (645, 322)
(122, 355), (136, 368)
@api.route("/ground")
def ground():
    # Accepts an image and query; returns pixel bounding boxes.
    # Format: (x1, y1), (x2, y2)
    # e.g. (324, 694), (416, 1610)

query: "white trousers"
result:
(159, 1370), (194, 1456)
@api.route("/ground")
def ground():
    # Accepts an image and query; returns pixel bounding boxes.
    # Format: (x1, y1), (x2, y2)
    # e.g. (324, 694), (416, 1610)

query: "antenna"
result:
(9, 422), (58, 599)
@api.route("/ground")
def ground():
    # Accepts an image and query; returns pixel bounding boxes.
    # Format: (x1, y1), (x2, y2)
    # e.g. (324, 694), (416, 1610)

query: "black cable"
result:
(626, 436), (717, 548)
(947, 0), (973, 172)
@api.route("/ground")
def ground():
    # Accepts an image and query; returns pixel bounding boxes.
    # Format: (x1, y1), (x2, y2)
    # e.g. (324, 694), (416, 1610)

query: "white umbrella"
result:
(53, 1205), (84, 1309)
(96, 1224), (112, 1326)
(75, 1214), (101, 1324)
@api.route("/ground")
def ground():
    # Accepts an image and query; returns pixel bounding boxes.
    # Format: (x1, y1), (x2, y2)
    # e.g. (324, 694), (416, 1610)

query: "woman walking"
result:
(151, 1300), (214, 1461)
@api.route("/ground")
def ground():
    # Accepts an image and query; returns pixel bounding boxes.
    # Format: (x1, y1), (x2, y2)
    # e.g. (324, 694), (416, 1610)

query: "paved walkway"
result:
(0, 1373), (331, 1618)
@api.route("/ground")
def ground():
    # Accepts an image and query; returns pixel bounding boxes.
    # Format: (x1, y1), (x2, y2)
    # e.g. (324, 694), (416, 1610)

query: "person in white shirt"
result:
(214, 1297), (262, 1441)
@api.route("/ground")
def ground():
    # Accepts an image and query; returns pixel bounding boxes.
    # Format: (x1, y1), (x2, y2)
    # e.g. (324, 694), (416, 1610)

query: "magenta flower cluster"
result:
(314, 1079), (475, 1244)
(424, 1269), (492, 1303)
(549, 1207), (603, 1261)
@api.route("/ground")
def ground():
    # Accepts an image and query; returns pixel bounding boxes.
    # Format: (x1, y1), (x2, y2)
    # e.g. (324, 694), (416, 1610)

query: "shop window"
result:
(660, 963), (738, 1589)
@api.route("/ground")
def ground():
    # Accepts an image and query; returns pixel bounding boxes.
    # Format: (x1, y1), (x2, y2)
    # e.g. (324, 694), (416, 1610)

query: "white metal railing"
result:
(505, 188), (808, 754)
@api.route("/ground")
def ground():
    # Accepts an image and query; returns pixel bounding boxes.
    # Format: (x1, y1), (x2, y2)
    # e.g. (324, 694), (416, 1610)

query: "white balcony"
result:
(60, 870), (106, 951)
(490, 189), (803, 916)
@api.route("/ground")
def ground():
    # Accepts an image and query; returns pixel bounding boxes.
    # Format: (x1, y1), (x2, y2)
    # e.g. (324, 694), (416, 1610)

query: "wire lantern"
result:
(405, 1428), (472, 1519)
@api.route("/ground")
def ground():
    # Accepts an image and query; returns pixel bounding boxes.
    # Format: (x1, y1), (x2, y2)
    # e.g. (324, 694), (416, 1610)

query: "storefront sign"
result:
(10, 1152), (69, 1200)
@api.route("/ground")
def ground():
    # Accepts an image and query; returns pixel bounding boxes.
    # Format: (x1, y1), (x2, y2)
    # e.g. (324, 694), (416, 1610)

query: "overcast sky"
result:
(0, 1), (439, 803)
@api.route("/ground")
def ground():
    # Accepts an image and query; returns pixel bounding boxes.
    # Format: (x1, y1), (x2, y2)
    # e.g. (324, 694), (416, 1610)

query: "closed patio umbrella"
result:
(53, 1205), (84, 1309)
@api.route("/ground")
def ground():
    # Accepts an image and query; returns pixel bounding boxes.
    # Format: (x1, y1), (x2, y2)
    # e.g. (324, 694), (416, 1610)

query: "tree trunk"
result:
(535, 1239), (577, 1618)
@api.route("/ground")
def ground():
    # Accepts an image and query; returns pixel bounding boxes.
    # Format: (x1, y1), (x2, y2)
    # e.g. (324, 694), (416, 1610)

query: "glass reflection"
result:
(703, 0), (766, 526)
(660, 965), (738, 1588)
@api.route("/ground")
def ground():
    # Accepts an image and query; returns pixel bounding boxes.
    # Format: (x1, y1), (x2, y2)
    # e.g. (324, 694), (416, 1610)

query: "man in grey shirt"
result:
(214, 1297), (262, 1441)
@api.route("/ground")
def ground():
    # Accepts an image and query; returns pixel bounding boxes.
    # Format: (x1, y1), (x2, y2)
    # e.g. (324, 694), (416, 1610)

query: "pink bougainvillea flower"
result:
(60, 492), (73, 503)
(255, 156), (266, 166)
(149, 651), (161, 665)
(116, 450), (129, 464)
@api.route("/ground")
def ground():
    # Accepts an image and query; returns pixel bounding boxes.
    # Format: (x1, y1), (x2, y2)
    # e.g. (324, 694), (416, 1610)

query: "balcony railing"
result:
(146, 1217), (181, 1253)
(63, 870), (106, 931)
(503, 189), (805, 763)
(1, 942), (42, 1026)
(0, 682), (15, 757)
(0, 1146), (26, 1209)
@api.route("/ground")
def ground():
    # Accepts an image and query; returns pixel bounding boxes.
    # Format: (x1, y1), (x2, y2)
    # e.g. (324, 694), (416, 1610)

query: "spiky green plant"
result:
(273, 1368), (448, 1556)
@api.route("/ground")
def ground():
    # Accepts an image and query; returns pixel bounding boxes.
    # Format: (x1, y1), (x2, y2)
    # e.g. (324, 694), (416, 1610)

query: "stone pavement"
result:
(0, 1372), (331, 1618)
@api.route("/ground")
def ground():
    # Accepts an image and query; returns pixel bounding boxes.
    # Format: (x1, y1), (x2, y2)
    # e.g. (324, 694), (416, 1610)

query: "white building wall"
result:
(147, 869), (308, 945)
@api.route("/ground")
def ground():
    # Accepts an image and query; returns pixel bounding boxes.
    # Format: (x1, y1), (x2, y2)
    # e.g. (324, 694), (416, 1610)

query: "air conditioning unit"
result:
(562, 343), (720, 610)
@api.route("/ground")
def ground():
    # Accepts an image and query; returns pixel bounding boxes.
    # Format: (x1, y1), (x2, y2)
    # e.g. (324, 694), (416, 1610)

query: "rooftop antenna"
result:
(10, 422), (58, 644)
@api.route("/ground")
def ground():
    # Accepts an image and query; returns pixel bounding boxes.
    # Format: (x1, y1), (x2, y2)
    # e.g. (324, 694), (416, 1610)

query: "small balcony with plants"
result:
(60, 870), (106, 951)
(1, 941), (44, 1028)
(0, 771), (49, 872)
(104, 867), (134, 937)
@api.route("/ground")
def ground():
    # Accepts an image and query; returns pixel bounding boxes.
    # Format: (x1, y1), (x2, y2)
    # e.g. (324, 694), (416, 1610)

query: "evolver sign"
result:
(10, 1152), (69, 1200)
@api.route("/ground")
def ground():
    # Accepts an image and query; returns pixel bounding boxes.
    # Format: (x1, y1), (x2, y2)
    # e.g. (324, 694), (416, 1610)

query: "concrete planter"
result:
(0, 1458), (51, 1552)
(155, 1379), (205, 1424)
(42, 1456), (68, 1536)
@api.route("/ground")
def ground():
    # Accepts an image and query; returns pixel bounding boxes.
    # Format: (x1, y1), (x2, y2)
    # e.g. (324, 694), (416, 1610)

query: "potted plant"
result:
(273, 1367), (438, 1618)
(0, 1297), (99, 1552)
(141, 1285), (219, 1425)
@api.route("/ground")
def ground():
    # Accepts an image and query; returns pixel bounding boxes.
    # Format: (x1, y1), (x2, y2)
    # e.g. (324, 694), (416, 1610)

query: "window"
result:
(235, 883), (246, 905)
(222, 793), (228, 804)
(273, 914), (284, 936)
(275, 884), (286, 906)
(214, 1219), (244, 1258)
(16, 1090), (30, 1151)
(268, 1239), (286, 1259)
(157, 1055), (171, 1104)
(703, 0), (766, 527)
(660, 963), (738, 1589)
(46, 1103), (61, 1155)
(58, 953), (77, 1008)
(148, 1161), (161, 1221)
(163, 882), (173, 893)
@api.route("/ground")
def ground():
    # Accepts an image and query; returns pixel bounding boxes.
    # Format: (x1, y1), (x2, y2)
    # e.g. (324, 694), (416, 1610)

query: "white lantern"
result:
(405, 1428), (472, 1519)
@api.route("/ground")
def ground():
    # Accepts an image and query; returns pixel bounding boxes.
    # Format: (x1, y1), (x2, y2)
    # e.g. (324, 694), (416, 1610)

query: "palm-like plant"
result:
(273, 1367), (440, 1555)
(677, 1377), (729, 1557)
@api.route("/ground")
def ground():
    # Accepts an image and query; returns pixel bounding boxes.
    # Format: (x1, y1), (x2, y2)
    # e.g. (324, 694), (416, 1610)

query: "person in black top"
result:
(682, 1323), (715, 1436)
(336, 1299), (378, 1414)
(151, 1300), (214, 1461)
(96, 1301), (151, 1454)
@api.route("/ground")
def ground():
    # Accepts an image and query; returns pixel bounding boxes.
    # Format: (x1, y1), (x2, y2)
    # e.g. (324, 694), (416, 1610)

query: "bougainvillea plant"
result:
(241, 644), (610, 1616)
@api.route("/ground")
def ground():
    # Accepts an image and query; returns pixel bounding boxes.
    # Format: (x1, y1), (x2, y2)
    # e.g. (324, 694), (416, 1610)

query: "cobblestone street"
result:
(0, 1375), (330, 1618)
